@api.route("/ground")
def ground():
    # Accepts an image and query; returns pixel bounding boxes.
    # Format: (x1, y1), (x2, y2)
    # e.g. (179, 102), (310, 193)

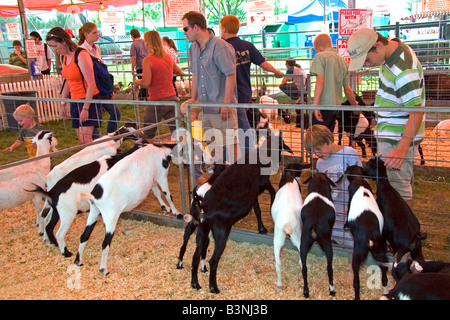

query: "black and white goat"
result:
(74, 143), (180, 275)
(365, 156), (427, 263)
(381, 252), (450, 283)
(341, 164), (389, 300)
(271, 163), (309, 291)
(38, 123), (139, 234)
(338, 96), (376, 157)
(381, 273), (450, 300)
(300, 172), (336, 298)
(30, 140), (147, 257)
(189, 150), (276, 293)
(0, 131), (57, 225)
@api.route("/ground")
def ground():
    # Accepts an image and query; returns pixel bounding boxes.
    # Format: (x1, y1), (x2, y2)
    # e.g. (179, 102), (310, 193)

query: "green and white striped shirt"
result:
(375, 40), (425, 144)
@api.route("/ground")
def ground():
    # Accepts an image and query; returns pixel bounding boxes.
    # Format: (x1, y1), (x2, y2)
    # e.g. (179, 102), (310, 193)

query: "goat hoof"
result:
(201, 266), (208, 273)
(276, 285), (282, 292)
(191, 283), (202, 290)
(303, 291), (310, 299)
(258, 227), (268, 234)
(175, 213), (183, 220)
(99, 268), (110, 276)
(176, 262), (183, 270)
(210, 286), (220, 294)
(330, 290), (336, 297)
(74, 253), (82, 266)
(63, 248), (73, 258)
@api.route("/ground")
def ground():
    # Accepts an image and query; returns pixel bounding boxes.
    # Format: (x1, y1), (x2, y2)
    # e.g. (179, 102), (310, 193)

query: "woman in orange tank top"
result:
(134, 30), (183, 139)
(46, 27), (102, 144)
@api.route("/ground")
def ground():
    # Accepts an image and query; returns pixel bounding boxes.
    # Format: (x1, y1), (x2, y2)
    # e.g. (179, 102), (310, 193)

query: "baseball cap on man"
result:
(348, 28), (378, 71)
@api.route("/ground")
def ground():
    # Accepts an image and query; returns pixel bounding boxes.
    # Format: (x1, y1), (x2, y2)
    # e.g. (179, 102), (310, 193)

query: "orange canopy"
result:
(0, 0), (161, 17)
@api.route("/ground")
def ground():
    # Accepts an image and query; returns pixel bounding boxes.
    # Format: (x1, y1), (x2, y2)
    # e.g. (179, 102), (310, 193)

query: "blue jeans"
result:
(237, 107), (256, 155)
(102, 101), (121, 133)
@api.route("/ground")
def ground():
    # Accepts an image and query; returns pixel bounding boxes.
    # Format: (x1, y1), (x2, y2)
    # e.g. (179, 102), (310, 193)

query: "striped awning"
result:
(401, 11), (450, 20)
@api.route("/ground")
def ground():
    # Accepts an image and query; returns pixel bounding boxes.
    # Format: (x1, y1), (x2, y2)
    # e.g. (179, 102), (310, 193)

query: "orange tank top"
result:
(147, 53), (176, 100)
(61, 48), (99, 99)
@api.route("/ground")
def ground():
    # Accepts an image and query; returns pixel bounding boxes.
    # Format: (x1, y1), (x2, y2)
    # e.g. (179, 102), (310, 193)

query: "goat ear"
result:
(410, 261), (423, 274)
(378, 262), (393, 269)
(327, 176), (337, 187)
(335, 174), (345, 185)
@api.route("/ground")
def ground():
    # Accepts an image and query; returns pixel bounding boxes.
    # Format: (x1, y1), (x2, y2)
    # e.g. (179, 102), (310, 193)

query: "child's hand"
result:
(180, 99), (198, 116)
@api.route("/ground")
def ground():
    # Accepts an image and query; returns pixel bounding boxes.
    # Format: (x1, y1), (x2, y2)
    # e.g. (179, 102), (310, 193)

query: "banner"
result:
(164, 0), (201, 27)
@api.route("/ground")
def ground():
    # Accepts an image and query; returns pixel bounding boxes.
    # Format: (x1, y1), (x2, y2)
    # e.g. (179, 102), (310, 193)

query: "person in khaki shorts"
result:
(182, 11), (239, 184)
(348, 28), (425, 208)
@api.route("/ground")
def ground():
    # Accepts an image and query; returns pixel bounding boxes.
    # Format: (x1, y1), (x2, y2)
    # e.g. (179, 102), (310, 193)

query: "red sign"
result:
(337, 38), (350, 64)
(338, 9), (373, 36)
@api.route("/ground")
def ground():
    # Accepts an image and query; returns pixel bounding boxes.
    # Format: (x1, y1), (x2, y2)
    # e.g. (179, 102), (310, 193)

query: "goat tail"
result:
(78, 192), (95, 204)
(283, 223), (294, 235)
(25, 183), (52, 203)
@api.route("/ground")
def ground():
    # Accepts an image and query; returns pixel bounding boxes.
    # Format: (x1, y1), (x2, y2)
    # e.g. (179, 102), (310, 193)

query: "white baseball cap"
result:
(348, 28), (378, 71)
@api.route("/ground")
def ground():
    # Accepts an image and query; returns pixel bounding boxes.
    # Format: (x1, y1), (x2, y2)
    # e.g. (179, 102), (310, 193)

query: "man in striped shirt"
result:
(348, 28), (425, 207)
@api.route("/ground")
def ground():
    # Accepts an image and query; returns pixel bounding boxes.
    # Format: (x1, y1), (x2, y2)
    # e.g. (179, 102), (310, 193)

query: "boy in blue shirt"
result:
(304, 125), (362, 247)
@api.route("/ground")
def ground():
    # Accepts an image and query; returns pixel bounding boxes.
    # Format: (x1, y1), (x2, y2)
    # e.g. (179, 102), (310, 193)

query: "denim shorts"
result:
(70, 93), (103, 128)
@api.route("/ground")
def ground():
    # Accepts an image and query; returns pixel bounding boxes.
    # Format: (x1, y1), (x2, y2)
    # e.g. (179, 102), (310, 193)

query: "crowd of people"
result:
(6, 12), (425, 221)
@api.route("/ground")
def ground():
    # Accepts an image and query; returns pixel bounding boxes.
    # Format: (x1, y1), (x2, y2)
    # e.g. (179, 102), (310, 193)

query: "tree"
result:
(125, 2), (162, 29)
(204, 0), (246, 25)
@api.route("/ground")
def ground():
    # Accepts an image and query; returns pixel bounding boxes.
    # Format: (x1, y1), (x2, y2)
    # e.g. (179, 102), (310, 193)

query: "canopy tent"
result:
(0, 0), (160, 17)
(287, 0), (347, 24)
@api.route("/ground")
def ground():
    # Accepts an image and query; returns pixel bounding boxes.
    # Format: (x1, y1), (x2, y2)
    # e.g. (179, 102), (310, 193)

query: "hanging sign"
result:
(247, 0), (275, 26)
(99, 11), (126, 37)
(5, 22), (21, 41)
(336, 38), (350, 64)
(423, 0), (450, 13)
(165, 0), (201, 27)
(25, 39), (38, 58)
(338, 9), (373, 36)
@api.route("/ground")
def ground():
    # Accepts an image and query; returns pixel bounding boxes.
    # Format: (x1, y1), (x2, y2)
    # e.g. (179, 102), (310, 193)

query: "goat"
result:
(380, 252), (450, 283)
(300, 172), (336, 298)
(37, 123), (139, 235)
(74, 143), (180, 275)
(190, 149), (276, 293)
(29, 141), (147, 257)
(381, 273), (450, 300)
(259, 93), (279, 120)
(0, 131), (57, 225)
(337, 96), (376, 157)
(365, 156), (427, 263)
(176, 163), (228, 271)
(271, 163), (309, 291)
(341, 164), (389, 300)
(433, 119), (450, 135)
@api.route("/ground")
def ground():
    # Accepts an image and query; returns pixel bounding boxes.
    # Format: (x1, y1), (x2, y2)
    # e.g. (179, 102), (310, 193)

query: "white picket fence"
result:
(0, 75), (64, 129)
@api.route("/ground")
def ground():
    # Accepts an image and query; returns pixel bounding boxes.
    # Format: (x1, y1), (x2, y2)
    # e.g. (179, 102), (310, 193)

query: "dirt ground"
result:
(0, 201), (390, 300)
